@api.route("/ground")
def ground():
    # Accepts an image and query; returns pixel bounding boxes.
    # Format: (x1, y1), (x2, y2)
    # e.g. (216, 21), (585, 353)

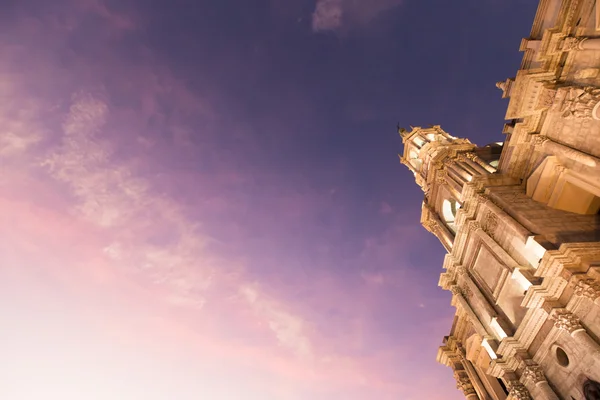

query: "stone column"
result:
(467, 152), (496, 174)
(534, 135), (600, 169)
(445, 173), (464, 197)
(455, 372), (480, 400)
(551, 309), (600, 359)
(448, 160), (473, 182)
(425, 217), (454, 253)
(447, 163), (469, 185)
(456, 266), (499, 328)
(437, 171), (462, 200)
(457, 346), (490, 400)
(506, 380), (532, 400)
(459, 155), (490, 175)
(451, 286), (489, 338)
(521, 365), (559, 400)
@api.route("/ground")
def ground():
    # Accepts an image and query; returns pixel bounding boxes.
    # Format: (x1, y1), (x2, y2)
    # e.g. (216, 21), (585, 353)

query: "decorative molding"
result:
(551, 86), (600, 120)
(536, 242), (600, 279)
(564, 0), (582, 30)
(467, 221), (480, 233)
(521, 365), (546, 384)
(561, 36), (587, 51)
(455, 265), (468, 277)
(436, 170), (447, 185)
(532, 135), (549, 147)
(574, 278), (600, 301)
(454, 373), (476, 396)
(482, 210), (499, 238)
(549, 309), (583, 334)
(451, 286), (464, 297)
(507, 381), (532, 400)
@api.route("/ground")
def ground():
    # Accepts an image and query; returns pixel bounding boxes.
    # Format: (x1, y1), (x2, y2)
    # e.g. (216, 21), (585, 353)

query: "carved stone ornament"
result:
(436, 171), (447, 185)
(468, 221), (480, 233)
(550, 309), (584, 334)
(574, 278), (600, 300)
(554, 164), (566, 174)
(465, 152), (478, 161)
(483, 211), (499, 235)
(521, 365), (546, 384)
(451, 286), (463, 297)
(455, 266), (468, 277)
(473, 192), (489, 205)
(422, 219), (439, 234)
(456, 154), (470, 164)
(455, 374), (476, 396)
(461, 284), (472, 298)
(507, 381), (532, 400)
(537, 86), (557, 110)
(532, 135), (549, 147)
(561, 37), (587, 51)
(551, 86), (600, 120)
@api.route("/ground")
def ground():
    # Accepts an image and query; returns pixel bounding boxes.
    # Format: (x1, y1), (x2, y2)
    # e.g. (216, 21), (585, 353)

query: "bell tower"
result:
(399, 125), (499, 252)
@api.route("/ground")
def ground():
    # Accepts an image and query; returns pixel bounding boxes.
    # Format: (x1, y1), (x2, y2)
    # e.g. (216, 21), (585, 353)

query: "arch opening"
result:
(442, 199), (460, 234)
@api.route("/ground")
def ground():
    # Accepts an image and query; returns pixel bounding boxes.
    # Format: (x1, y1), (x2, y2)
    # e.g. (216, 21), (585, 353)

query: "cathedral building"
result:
(399, 1), (600, 399)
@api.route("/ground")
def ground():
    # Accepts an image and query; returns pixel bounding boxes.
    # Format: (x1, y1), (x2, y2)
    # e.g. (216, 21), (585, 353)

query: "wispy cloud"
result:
(312, 0), (344, 31)
(311, 0), (404, 32)
(0, 1), (461, 399)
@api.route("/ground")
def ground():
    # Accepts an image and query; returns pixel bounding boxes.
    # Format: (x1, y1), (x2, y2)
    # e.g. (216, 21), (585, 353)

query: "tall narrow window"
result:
(442, 199), (460, 234)
(413, 136), (426, 148)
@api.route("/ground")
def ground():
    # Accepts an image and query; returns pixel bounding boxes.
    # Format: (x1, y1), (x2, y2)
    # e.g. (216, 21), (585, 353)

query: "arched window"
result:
(413, 136), (426, 148)
(409, 149), (422, 171)
(442, 199), (460, 233)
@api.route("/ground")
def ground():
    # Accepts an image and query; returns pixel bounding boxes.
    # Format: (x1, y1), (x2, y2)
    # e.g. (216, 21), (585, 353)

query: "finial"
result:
(496, 81), (507, 91)
(398, 124), (410, 139)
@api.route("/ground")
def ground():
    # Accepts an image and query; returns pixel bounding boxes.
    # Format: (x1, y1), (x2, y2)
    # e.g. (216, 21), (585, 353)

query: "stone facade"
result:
(400, 1), (600, 398)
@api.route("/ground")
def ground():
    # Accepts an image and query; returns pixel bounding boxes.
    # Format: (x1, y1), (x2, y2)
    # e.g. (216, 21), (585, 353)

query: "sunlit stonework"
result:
(400, 1), (600, 398)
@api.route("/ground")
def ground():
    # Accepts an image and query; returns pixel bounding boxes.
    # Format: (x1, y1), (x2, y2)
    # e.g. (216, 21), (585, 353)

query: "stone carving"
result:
(574, 278), (600, 300)
(451, 286), (464, 297)
(436, 171), (447, 184)
(423, 218), (440, 232)
(562, 37), (587, 51)
(507, 381), (532, 400)
(551, 86), (600, 120)
(532, 135), (549, 147)
(550, 310), (584, 334)
(468, 221), (480, 232)
(521, 365), (546, 384)
(455, 266), (468, 277)
(457, 154), (469, 163)
(554, 164), (566, 174)
(461, 284), (472, 298)
(473, 192), (489, 205)
(455, 374), (476, 396)
(564, 0), (581, 28)
(575, 68), (600, 80)
(483, 211), (499, 237)
(537, 86), (557, 109)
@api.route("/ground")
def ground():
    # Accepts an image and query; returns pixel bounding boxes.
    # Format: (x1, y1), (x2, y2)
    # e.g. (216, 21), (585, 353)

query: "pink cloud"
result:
(0, 2), (462, 399)
(312, 0), (404, 32)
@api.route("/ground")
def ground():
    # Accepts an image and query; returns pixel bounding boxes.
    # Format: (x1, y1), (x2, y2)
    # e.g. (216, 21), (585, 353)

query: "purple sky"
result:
(0, 1), (537, 399)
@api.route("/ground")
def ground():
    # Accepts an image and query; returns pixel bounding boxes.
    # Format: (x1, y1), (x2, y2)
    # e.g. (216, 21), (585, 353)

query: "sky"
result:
(0, 1), (538, 399)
